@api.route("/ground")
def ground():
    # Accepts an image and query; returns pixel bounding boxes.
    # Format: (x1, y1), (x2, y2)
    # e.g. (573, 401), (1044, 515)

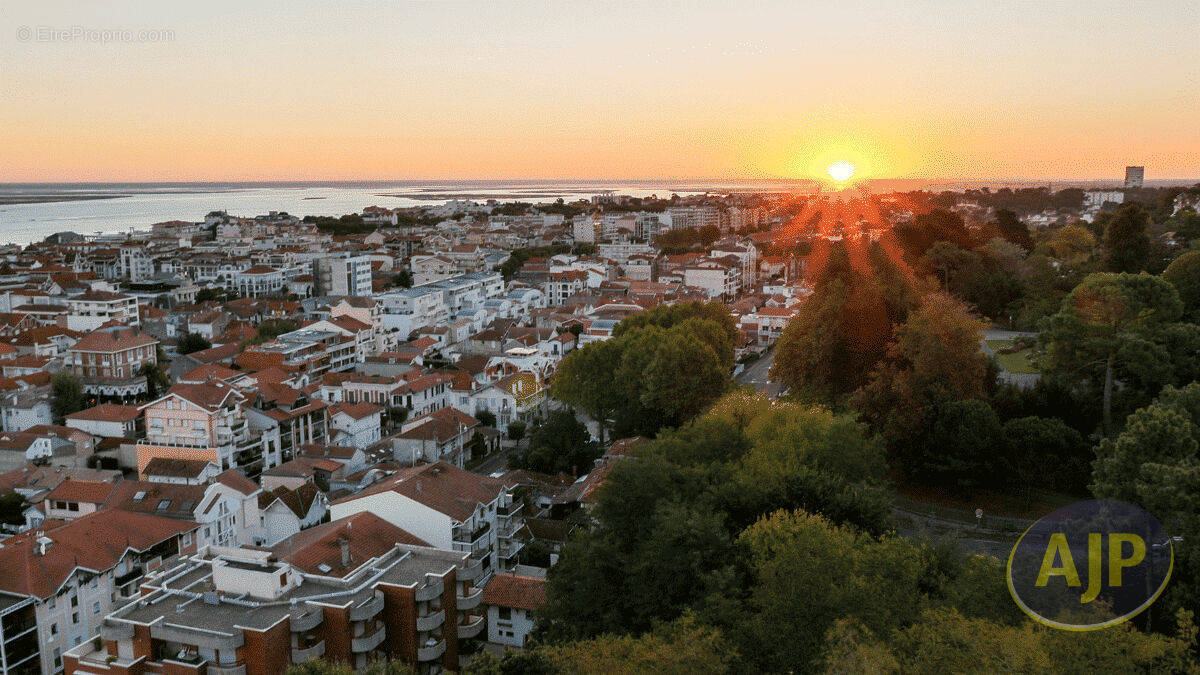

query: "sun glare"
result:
(827, 161), (855, 182)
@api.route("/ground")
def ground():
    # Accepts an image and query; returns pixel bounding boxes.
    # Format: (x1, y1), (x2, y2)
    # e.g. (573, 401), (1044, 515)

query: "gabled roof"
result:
(482, 573), (547, 611)
(45, 479), (119, 505)
(0, 510), (198, 599)
(212, 469), (259, 496)
(146, 380), (242, 413)
(271, 512), (427, 577)
(333, 461), (507, 521)
(71, 326), (156, 353)
(65, 403), (140, 423)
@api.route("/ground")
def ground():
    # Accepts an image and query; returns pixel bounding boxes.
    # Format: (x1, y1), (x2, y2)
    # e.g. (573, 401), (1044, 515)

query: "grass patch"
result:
(985, 339), (1039, 374)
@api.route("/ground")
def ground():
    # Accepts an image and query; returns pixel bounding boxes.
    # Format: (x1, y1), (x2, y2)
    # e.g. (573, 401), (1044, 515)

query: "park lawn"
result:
(985, 339), (1039, 374)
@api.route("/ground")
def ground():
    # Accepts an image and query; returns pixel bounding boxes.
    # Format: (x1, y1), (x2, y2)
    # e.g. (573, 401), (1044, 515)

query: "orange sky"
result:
(2, 2), (1198, 182)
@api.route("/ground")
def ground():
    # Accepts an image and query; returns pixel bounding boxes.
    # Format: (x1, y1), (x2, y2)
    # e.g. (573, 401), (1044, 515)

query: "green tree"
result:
(513, 409), (599, 476)
(1040, 272), (1185, 434)
(852, 293), (990, 471)
(554, 302), (735, 437)
(911, 399), (1002, 492)
(1091, 383), (1200, 633)
(1163, 249), (1200, 320)
(0, 492), (26, 526)
(1001, 415), (1089, 495)
(177, 332), (212, 354)
(138, 362), (169, 400)
(771, 244), (919, 405)
(474, 409), (497, 428)
(1102, 203), (1151, 273)
(50, 370), (85, 422)
(540, 615), (735, 674)
(507, 420), (527, 441)
(993, 208), (1033, 250)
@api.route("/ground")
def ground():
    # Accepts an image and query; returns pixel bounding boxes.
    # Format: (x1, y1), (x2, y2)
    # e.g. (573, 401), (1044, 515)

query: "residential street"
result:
(736, 346), (785, 398)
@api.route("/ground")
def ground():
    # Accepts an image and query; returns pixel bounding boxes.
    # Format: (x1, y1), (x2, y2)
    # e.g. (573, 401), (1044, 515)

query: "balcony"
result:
(290, 608), (323, 633)
(458, 587), (483, 611)
(351, 624), (386, 653)
(497, 501), (521, 517)
(417, 639), (446, 662)
(459, 560), (484, 582)
(499, 538), (524, 559)
(291, 639), (325, 662)
(453, 521), (490, 545)
(414, 579), (444, 602)
(349, 592), (384, 621)
(458, 614), (485, 639)
(415, 608), (445, 632)
(208, 664), (248, 675)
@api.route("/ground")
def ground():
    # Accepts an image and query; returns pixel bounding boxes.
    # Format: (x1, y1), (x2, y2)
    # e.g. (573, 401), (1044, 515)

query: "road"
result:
(736, 346), (785, 398)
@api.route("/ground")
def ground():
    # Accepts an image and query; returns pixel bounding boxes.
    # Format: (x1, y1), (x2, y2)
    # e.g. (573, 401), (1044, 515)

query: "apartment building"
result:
(232, 266), (285, 298)
(64, 512), (485, 674)
(64, 292), (139, 332)
(313, 255), (373, 297)
(65, 326), (159, 399)
(327, 402), (383, 450)
(136, 381), (282, 477)
(0, 510), (199, 675)
(710, 240), (759, 290)
(329, 462), (524, 582)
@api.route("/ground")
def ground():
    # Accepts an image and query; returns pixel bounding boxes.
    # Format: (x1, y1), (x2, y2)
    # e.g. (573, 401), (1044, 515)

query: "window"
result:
(181, 533), (193, 546)
(52, 648), (61, 669)
(70, 595), (78, 607)
(71, 612), (79, 624)
(498, 607), (512, 620)
(49, 622), (57, 636)
(92, 601), (100, 615)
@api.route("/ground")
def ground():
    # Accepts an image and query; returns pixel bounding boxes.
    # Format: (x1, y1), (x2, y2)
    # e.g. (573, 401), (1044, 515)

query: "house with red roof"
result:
(64, 325), (159, 400)
(483, 572), (547, 648)
(0, 509), (199, 675)
(329, 461), (525, 580)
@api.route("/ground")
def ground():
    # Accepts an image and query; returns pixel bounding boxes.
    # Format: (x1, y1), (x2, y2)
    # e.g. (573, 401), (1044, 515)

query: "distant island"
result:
(0, 193), (129, 206)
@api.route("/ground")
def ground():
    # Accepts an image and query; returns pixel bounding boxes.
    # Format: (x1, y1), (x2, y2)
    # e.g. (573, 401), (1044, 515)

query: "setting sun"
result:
(827, 161), (855, 182)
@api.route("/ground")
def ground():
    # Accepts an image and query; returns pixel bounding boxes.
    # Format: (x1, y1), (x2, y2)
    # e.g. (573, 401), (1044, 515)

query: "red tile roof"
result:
(333, 461), (507, 521)
(45, 479), (119, 504)
(0, 510), (198, 598)
(482, 573), (547, 611)
(71, 326), (157, 353)
(65, 403), (140, 423)
(272, 512), (428, 576)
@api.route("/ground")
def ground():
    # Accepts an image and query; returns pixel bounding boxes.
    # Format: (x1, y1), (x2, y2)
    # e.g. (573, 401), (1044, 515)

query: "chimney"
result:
(339, 535), (352, 568)
(35, 533), (51, 556)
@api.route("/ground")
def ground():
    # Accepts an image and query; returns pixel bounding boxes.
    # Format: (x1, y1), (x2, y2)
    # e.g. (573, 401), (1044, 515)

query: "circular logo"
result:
(1007, 500), (1173, 630)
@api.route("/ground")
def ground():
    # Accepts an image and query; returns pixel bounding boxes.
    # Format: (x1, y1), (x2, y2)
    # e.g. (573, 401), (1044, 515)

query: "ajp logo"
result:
(1007, 500), (1173, 630)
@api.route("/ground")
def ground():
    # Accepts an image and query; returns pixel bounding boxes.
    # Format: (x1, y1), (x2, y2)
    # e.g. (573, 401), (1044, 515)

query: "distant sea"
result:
(0, 178), (1183, 246)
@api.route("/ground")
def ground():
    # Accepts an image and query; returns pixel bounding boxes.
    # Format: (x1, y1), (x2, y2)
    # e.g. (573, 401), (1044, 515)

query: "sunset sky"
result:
(2, 1), (1198, 182)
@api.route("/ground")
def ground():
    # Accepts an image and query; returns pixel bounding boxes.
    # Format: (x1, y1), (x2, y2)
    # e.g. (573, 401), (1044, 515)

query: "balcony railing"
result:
(208, 663), (248, 675)
(292, 640), (325, 663)
(453, 521), (490, 545)
(351, 625), (386, 653)
(290, 608), (323, 633)
(458, 614), (485, 639)
(457, 587), (483, 611)
(414, 579), (444, 602)
(415, 608), (445, 633)
(417, 640), (446, 662)
(348, 592), (384, 621)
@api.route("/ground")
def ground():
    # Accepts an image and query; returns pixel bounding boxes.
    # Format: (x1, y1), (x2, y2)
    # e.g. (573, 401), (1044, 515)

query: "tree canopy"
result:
(553, 302), (736, 438)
